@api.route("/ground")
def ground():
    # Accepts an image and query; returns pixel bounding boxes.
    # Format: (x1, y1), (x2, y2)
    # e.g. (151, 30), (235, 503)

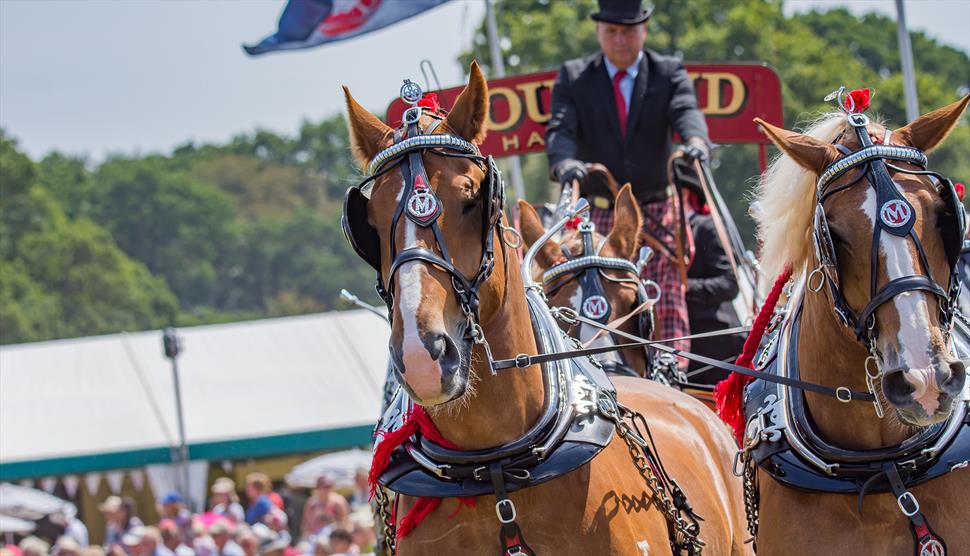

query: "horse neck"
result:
(798, 280), (913, 448)
(428, 245), (545, 450)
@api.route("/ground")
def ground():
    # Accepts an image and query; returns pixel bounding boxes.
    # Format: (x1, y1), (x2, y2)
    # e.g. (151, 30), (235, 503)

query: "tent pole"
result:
(163, 328), (191, 511)
(895, 0), (919, 122)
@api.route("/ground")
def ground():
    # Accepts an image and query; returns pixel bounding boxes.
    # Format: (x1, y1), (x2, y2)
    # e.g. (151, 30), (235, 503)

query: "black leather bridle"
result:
(342, 101), (506, 346)
(541, 219), (658, 376)
(809, 111), (966, 363)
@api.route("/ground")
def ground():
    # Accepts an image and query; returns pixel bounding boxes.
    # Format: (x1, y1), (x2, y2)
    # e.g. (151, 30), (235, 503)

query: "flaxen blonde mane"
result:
(755, 113), (849, 279)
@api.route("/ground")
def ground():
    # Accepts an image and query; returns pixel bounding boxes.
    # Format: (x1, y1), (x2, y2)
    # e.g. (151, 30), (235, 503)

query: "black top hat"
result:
(591, 0), (653, 25)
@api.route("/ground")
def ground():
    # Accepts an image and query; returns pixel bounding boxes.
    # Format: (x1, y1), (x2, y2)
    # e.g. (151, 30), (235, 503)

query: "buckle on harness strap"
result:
(496, 499), (517, 524)
(897, 491), (920, 517)
(835, 387), (853, 403)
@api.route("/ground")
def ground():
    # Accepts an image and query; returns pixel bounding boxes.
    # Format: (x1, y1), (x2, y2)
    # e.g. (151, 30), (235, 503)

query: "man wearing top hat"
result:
(546, 0), (710, 363)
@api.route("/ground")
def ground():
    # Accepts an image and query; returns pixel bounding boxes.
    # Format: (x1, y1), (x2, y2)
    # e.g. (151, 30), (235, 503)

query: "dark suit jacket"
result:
(546, 49), (709, 201)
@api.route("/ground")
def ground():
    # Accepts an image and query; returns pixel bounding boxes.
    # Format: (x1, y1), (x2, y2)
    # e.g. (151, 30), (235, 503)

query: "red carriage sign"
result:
(386, 63), (784, 159)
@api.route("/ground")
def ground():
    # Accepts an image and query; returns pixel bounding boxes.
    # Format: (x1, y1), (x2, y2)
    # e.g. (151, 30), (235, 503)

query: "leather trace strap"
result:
(490, 462), (536, 556)
(492, 308), (875, 403)
(881, 463), (948, 556)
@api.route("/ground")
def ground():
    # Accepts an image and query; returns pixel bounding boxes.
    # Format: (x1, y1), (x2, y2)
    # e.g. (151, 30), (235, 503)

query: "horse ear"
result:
(605, 184), (643, 260)
(343, 85), (393, 169)
(893, 94), (970, 153)
(517, 200), (562, 270)
(443, 61), (489, 144)
(755, 118), (840, 175)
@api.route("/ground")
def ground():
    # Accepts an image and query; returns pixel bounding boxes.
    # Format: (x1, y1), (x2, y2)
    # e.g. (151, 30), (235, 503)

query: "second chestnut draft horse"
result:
(518, 183), (657, 380)
(731, 93), (970, 554)
(342, 62), (749, 555)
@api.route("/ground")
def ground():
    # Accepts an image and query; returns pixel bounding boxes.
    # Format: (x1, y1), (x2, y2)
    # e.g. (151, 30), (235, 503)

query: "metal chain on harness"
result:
(375, 485), (396, 556)
(735, 452), (759, 545)
(600, 399), (705, 554)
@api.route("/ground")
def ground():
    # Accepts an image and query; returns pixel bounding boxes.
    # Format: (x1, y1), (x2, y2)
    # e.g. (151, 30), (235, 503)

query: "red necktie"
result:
(612, 70), (628, 137)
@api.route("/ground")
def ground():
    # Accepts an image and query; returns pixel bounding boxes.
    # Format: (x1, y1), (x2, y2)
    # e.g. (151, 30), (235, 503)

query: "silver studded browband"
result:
(816, 144), (927, 194)
(542, 255), (640, 284)
(366, 134), (480, 176)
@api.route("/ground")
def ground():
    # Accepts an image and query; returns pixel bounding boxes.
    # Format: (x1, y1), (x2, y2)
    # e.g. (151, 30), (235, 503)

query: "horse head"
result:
(343, 62), (509, 407)
(518, 184), (652, 375)
(755, 94), (969, 427)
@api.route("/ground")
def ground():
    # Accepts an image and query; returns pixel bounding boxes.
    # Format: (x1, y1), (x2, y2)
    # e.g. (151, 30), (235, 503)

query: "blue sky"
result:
(1, 0), (967, 162)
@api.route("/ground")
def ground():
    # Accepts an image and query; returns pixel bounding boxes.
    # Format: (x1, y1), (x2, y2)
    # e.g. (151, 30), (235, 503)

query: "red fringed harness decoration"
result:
(368, 405), (476, 539)
(843, 88), (872, 113)
(714, 266), (793, 444)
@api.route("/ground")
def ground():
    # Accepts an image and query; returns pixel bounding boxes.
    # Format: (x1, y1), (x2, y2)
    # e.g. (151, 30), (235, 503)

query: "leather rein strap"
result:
(492, 308), (875, 403)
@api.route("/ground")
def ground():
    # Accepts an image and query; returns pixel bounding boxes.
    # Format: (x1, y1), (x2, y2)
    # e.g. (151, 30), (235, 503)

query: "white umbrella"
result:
(0, 483), (76, 522)
(0, 514), (36, 534)
(285, 448), (372, 489)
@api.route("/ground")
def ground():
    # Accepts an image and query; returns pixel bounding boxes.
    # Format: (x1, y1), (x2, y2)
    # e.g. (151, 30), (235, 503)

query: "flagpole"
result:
(484, 0), (527, 203)
(895, 0), (919, 122)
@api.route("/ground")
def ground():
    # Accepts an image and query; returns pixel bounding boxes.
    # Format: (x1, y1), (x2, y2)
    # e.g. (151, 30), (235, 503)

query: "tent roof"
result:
(0, 310), (390, 480)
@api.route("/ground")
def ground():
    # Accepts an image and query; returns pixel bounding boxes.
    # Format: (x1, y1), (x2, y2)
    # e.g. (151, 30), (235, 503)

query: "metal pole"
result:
(163, 328), (192, 511)
(484, 0), (527, 203)
(895, 0), (919, 122)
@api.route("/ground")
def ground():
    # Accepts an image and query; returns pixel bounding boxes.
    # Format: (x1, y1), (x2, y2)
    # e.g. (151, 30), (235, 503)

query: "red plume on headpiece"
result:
(955, 182), (965, 200)
(843, 88), (872, 113)
(417, 93), (442, 114)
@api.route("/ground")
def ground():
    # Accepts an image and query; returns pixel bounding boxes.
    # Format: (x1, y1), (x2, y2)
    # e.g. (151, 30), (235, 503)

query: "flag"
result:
(243, 0), (451, 56)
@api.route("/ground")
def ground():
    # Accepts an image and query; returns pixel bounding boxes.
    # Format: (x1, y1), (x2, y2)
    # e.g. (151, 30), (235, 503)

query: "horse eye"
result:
(462, 196), (483, 215)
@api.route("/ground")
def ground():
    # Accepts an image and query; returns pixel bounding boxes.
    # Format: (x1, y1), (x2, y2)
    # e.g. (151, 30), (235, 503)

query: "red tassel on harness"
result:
(714, 267), (792, 445)
(843, 88), (872, 113)
(417, 93), (442, 114)
(369, 405), (476, 538)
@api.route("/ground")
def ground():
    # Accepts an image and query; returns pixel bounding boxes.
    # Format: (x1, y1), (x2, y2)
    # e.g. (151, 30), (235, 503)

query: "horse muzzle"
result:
(881, 357), (966, 426)
(390, 329), (471, 406)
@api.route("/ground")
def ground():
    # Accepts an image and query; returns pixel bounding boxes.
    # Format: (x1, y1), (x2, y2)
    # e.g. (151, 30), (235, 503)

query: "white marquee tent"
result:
(0, 310), (390, 482)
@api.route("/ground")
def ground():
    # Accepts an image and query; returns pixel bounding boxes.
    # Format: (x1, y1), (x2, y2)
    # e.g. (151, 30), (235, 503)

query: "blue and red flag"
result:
(243, 0), (451, 56)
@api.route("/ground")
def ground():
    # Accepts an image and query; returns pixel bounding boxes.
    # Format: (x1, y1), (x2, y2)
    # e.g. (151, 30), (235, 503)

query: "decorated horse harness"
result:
(540, 217), (659, 377)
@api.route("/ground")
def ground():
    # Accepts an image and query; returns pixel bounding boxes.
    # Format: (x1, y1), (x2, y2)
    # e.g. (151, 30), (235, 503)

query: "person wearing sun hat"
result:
(546, 0), (710, 370)
(209, 478), (245, 524)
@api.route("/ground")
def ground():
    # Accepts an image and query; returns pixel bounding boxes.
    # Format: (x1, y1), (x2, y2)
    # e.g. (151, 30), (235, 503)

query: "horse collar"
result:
(375, 297), (617, 498)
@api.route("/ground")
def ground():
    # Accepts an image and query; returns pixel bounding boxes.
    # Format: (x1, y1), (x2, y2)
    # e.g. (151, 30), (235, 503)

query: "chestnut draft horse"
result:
(517, 184), (726, 409)
(732, 94), (970, 555)
(342, 62), (749, 555)
(517, 184), (655, 380)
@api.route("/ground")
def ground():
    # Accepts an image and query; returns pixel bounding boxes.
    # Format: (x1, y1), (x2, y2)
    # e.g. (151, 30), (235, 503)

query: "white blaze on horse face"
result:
(863, 188), (941, 413)
(397, 184), (445, 399)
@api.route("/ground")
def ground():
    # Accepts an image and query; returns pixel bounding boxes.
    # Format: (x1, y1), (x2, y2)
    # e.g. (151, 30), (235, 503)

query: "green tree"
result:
(89, 156), (236, 307)
(0, 133), (178, 344)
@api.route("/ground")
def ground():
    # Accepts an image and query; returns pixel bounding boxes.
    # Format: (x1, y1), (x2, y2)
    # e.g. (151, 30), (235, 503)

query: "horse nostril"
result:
(882, 368), (914, 405)
(425, 333), (447, 361)
(438, 335), (462, 374)
(422, 332), (461, 371)
(940, 359), (966, 395)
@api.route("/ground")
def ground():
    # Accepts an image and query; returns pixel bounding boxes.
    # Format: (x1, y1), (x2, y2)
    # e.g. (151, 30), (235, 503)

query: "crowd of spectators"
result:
(1, 471), (377, 556)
